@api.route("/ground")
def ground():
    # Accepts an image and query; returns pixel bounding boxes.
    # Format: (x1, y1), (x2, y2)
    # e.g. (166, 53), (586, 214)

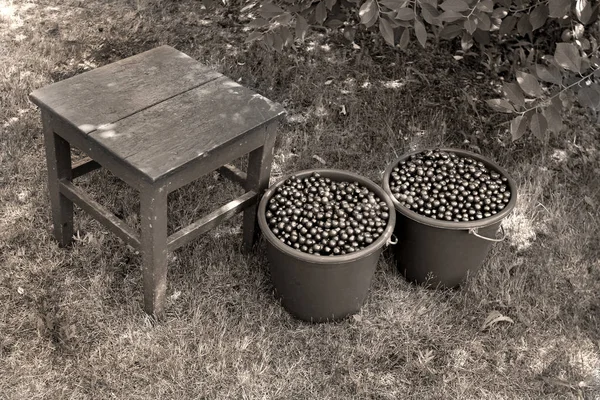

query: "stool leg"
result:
(243, 123), (277, 252)
(140, 185), (169, 318)
(42, 112), (73, 247)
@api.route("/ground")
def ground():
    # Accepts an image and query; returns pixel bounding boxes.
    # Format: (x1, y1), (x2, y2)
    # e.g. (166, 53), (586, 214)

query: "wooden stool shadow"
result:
(30, 45), (285, 318)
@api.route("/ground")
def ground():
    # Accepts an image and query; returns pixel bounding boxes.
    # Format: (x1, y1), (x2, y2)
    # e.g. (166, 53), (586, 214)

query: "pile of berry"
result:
(388, 150), (511, 222)
(265, 172), (390, 256)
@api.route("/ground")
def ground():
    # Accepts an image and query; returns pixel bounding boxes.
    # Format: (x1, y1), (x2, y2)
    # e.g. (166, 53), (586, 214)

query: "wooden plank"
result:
(72, 157), (101, 178)
(45, 114), (146, 190)
(160, 128), (268, 193)
(89, 76), (285, 182)
(243, 122), (278, 251)
(167, 190), (257, 251)
(43, 112), (74, 247)
(58, 180), (141, 250)
(30, 45), (221, 134)
(140, 185), (169, 318)
(218, 163), (247, 187)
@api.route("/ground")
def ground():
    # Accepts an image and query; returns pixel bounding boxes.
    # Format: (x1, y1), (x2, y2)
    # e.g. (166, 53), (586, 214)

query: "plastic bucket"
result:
(382, 148), (517, 288)
(258, 169), (396, 322)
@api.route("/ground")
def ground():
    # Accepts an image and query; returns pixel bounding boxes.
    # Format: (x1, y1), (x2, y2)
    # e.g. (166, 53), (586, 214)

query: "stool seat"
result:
(30, 45), (284, 183)
(30, 45), (285, 318)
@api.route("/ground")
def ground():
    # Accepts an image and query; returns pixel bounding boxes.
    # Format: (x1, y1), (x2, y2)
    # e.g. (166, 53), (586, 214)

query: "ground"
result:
(0, 0), (599, 399)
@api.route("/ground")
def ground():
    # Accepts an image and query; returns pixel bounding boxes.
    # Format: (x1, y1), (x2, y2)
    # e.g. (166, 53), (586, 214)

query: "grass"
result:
(1, 0), (599, 398)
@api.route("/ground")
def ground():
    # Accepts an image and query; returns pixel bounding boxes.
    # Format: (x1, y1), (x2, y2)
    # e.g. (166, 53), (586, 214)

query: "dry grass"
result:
(1, 0), (599, 398)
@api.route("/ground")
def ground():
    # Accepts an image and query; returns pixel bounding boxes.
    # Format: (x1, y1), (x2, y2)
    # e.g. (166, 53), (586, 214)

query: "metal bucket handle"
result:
(386, 234), (398, 246)
(468, 225), (506, 242)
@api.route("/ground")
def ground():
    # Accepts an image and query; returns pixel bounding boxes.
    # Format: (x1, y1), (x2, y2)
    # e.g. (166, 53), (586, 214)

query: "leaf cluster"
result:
(245, 0), (600, 141)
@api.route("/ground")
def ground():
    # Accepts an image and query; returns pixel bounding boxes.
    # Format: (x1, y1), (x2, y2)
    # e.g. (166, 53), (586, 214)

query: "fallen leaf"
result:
(312, 155), (327, 164)
(352, 314), (363, 322)
(340, 104), (347, 115)
(584, 196), (595, 207)
(481, 310), (514, 331)
(17, 287), (24, 295)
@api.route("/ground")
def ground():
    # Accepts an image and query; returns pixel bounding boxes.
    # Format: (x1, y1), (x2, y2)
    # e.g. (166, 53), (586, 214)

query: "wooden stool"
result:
(30, 45), (285, 317)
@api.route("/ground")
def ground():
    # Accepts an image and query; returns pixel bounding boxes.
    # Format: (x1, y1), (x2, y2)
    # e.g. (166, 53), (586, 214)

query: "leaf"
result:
(272, 12), (293, 25)
(577, 86), (600, 110)
(399, 27), (410, 50)
(295, 15), (309, 41)
(247, 18), (269, 28)
(279, 26), (293, 46)
(379, 0), (410, 12)
(420, 3), (441, 26)
(517, 14), (532, 37)
(396, 7), (416, 21)
(379, 18), (395, 46)
(440, 0), (469, 12)
(461, 32), (473, 51)
(473, 28), (490, 45)
(438, 10), (463, 22)
(439, 23), (464, 39)
(575, 0), (593, 24)
(510, 115), (528, 140)
(464, 16), (477, 35)
(414, 19), (427, 47)
(315, 1), (327, 24)
(516, 71), (543, 98)
(503, 82), (525, 108)
(245, 31), (263, 43)
(555, 43), (582, 73)
(476, 11), (491, 31)
(544, 102), (563, 133)
(481, 310), (515, 331)
(584, 196), (596, 207)
(259, 2), (285, 18)
(492, 7), (508, 19)
(499, 15), (517, 35)
(325, 0), (337, 11)
(530, 111), (548, 141)
(476, 0), (494, 12)
(529, 4), (549, 30)
(486, 98), (514, 113)
(548, 0), (571, 18)
(535, 64), (562, 85)
(272, 31), (284, 52)
(359, 0), (379, 27)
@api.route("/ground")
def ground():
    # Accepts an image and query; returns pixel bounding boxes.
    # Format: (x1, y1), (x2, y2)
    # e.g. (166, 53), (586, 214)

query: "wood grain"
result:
(30, 46), (220, 134)
(89, 76), (285, 181)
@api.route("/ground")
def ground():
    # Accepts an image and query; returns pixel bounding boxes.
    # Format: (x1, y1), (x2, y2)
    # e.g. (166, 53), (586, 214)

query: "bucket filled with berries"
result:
(382, 148), (517, 288)
(258, 169), (396, 322)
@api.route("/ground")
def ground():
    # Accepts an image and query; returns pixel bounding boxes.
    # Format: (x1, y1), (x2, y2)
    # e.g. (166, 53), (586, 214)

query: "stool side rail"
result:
(217, 164), (248, 188)
(58, 180), (141, 250)
(167, 190), (258, 251)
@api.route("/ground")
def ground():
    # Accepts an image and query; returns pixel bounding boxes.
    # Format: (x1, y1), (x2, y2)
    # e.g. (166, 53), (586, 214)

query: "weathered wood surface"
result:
(167, 190), (257, 251)
(140, 185), (168, 318)
(42, 112), (74, 247)
(89, 76), (285, 182)
(243, 123), (278, 251)
(59, 180), (141, 250)
(72, 157), (101, 179)
(30, 46), (221, 134)
(217, 163), (247, 188)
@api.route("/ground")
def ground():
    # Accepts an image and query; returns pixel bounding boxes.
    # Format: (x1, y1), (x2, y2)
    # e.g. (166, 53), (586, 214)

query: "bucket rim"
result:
(382, 148), (518, 230)
(258, 168), (396, 265)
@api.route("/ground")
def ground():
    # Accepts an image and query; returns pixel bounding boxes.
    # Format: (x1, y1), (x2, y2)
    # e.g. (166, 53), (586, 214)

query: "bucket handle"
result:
(468, 225), (506, 242)
(386, 234), (398, 246)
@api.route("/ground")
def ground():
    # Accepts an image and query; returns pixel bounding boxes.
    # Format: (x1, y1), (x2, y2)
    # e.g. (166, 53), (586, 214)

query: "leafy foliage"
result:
(245, 0), (600, 142)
